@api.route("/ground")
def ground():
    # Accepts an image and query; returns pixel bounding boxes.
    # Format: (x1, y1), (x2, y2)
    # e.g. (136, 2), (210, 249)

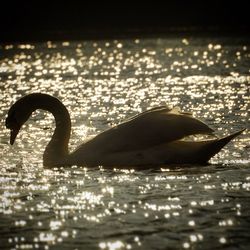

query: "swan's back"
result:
(74, 106), (214, 154)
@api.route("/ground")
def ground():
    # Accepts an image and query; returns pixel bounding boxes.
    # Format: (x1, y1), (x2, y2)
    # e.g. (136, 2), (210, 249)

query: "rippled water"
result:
(0, 37), (249, 249)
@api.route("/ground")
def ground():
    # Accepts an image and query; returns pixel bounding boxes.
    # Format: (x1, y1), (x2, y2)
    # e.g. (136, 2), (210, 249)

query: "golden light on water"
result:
(0, 38), (249, 249)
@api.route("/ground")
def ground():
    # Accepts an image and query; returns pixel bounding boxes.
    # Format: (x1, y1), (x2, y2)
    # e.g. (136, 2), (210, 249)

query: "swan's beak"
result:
(5, 115), (20, 145)
(10, 128), (19, 145)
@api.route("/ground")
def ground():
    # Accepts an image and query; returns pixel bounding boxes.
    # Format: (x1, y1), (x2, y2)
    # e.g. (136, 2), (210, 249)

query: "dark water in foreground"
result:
(0, 37), (249, 249)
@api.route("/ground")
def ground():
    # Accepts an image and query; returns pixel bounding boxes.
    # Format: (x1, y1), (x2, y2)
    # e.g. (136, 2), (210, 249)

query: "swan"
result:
(5, 93), (244, 168)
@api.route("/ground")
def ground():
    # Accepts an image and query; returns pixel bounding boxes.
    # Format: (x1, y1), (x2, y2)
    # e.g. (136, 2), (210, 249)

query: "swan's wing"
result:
(82, 106), (214, 153)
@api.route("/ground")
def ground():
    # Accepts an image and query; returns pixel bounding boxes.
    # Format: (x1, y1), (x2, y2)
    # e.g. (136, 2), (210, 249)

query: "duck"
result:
(5, 93), (244, 168)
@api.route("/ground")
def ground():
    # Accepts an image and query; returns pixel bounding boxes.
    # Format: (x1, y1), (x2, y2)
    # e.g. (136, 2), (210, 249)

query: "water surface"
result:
(0, 37), (249, 249)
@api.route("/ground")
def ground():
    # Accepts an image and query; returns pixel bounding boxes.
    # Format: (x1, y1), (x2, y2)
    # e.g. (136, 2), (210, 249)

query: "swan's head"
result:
(5, 97), (33, 145)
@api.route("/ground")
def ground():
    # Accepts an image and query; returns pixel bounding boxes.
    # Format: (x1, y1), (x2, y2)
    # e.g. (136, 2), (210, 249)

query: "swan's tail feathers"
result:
(200, 128), (245, 163)
(218, 128), (245, 145)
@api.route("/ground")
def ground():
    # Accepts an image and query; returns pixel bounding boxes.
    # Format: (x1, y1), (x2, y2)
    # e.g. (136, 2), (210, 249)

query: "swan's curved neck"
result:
(27, 94), (71, 166)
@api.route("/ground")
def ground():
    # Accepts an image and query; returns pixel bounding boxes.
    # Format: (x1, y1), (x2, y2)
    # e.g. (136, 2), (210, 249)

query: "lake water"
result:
(0, 37), (249, 249)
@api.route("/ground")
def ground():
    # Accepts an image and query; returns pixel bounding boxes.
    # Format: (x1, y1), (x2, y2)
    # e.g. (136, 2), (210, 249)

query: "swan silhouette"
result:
(5, 93), (244, 167)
